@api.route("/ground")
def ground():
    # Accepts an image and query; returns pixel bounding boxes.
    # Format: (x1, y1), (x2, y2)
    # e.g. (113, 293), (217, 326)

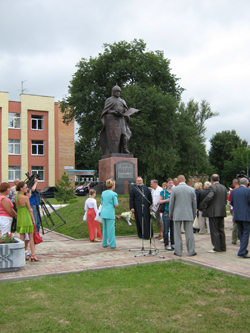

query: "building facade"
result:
(0, 92), (75, 189)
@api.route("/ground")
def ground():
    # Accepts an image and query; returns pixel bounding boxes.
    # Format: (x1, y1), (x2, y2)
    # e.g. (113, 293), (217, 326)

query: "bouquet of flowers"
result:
(121, 212), (133, 226)
(150, 211), (156, 220)
(0, 232), (17, 244)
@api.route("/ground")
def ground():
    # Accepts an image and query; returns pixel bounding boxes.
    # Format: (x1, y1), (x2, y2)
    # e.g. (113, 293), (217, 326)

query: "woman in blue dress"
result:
(101, 179), (118, 248)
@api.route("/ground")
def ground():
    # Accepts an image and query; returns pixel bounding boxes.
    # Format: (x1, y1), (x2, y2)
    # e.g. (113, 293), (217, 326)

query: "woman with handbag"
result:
(159, 178), (174, 251)
(0, 182), (17, 236)
(100, 179), (118, 249)
(84, 189), (102, 242)
(15, 181), (39, 262)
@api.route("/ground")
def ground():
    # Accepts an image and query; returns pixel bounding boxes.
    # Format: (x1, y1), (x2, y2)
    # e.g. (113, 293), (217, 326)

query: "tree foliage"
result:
(175, 99), (218, 177)
(221, 146), (250, 187)
(209, 130), (248, 180)
(61, 39), (217, 183)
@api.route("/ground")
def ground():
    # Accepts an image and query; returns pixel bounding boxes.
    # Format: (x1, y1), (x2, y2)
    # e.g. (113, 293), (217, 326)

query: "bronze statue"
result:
(100, 85), (140, 156)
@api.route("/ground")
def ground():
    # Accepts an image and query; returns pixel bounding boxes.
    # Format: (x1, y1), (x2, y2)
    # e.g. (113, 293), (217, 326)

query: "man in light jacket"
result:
(169, 175), (197, 256)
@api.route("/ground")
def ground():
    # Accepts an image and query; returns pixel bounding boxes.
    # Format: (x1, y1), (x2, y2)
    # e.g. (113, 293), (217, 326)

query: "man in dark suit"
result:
(230, 177), (250, 258)
(202, 174), (227, 253)
(129, 176), (152, 239)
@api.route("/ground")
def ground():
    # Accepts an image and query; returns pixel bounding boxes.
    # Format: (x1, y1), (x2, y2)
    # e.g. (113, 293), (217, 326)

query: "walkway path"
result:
(1, 216), (250, 282)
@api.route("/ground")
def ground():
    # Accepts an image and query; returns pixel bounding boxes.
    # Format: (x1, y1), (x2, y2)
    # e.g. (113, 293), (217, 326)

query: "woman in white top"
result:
(84, 189), (102, 242)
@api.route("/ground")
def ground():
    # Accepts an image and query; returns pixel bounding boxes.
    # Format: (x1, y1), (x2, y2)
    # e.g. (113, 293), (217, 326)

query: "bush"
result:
(55, 173), (75, 203)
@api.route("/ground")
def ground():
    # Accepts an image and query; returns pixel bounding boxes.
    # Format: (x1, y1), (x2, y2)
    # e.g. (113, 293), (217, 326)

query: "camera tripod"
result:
(24, 172), (66, 234)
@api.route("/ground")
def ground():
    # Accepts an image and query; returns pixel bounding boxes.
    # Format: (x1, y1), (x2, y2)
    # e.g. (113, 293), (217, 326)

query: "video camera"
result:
(236, 170), (250, 182)
(24, 172), (40, 189)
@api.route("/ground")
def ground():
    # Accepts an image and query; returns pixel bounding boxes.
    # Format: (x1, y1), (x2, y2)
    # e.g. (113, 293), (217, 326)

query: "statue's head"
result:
(112, 84), (121, 97)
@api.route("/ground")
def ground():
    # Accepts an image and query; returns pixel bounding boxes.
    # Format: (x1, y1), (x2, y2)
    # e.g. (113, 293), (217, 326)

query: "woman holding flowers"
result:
(100, 179), (118, 249)
(16, 181), (39, 262)
(0, 182), (17, 236)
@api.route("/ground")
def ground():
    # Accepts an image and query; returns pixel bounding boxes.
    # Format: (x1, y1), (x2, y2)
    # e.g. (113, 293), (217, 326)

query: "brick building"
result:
(0, 92), (75, 189)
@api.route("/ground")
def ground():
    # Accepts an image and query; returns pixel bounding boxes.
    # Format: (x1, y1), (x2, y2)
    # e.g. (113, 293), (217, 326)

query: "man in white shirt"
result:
(9, 179), (19, 203)
(150, 180), (163, 240)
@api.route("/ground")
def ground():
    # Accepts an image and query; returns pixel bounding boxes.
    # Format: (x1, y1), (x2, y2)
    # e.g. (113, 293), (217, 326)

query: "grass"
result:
(42, 195), (158, 239)
(1, 262), (250, 332)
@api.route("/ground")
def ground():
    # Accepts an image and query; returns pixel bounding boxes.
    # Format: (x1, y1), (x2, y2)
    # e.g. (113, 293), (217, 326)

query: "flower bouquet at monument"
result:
(0, 232), (17, 244)
(121, 212), (133, 226)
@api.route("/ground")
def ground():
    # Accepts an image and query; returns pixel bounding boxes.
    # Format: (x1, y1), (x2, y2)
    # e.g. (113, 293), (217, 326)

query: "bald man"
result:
(169, 175), (197, 256)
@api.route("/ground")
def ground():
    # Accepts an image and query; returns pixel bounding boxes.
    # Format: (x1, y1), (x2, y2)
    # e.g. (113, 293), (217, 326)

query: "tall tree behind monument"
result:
(61, 39), (216, 182)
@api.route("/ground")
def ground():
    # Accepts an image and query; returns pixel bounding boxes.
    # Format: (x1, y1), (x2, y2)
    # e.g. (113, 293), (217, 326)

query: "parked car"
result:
(75, 181), (98, 196)
(39, 186), (58, 198)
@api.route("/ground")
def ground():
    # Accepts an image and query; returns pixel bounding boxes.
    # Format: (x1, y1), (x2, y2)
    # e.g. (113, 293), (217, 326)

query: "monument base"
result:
(97, 155), (138, 195)
(96, 180), (131, 195)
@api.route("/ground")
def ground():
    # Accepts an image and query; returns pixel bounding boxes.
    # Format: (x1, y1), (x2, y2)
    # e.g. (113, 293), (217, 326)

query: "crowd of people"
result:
(83, 173), (250, 258)
(128, 174), (250, 258)
(0, 178), (40, 262)
(2, 173), (250, 264)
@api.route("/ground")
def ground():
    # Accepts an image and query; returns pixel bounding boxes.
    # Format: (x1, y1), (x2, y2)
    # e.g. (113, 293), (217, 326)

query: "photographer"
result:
(29, 178), (42, 233)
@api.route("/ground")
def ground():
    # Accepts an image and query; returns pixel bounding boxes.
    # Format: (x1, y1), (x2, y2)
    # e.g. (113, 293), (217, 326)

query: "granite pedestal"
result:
(97, 154), (138, 195)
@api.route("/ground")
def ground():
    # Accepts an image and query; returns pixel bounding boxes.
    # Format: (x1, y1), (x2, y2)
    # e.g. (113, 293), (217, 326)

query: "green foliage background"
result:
(61, 39), (218, 184)
(209, 130), (248, 186)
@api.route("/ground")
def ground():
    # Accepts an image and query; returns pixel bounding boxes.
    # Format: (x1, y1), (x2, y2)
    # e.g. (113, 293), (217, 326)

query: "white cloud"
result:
(1, 0), (250, 145)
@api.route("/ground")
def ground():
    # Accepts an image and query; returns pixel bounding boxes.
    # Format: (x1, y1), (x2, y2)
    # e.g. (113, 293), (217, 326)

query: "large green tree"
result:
(175, 99), (218, 177)
(209, 130), (247, 180)
(221, 146), (250, 187)
(61, 39), (216, 183)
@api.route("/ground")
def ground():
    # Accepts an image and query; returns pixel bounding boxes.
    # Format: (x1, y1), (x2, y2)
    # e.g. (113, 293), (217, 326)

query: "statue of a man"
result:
(100, 85), (139, 156)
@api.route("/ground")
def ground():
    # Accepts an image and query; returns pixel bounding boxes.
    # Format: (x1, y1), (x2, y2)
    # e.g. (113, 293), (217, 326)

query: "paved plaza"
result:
(1, 216), (250, 282)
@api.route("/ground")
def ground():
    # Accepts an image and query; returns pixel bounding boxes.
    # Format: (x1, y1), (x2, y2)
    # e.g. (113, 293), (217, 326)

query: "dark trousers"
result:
(163, 211), (174, 246)
(236, 221), (250, 256)
(209, 217), (226, 252)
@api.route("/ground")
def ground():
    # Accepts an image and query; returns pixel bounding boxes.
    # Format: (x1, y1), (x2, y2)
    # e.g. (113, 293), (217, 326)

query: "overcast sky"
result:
(1, 0), (250, 149)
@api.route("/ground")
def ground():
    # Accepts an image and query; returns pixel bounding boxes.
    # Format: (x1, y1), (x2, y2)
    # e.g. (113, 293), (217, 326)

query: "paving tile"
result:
(1, 216), (250, 282)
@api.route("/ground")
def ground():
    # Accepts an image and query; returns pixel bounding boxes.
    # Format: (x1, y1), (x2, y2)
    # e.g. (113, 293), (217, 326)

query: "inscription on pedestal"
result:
(115, 161), (135, 180)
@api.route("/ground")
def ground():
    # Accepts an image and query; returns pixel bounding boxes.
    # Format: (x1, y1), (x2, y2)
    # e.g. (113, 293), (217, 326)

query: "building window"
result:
(8, 166), (21, 181)
(31, 166), (44, 181)
(31, 140), (44, 155)
(31, 115), (44, 130)
(8, 113), (20, 129)
(8, 139), (21, 155)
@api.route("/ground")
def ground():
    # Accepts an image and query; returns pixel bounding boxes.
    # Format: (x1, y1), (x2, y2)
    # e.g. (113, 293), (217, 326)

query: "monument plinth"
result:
(97, 154), (138, 195)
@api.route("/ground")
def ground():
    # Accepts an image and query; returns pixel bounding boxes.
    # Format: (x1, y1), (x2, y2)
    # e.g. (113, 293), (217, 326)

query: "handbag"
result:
(158, 203), (165, 213)
(158, 189), (166, 213)
(193, 216), (200, 229)
(94, 205), (103, 224)
(11, 202), (17, 232)
(11, 217), (17, 232)
(33, 223), (43, 245)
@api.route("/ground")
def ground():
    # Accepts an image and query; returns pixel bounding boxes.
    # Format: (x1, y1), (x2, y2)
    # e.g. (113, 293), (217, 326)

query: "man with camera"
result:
(29, 178), (42, 233)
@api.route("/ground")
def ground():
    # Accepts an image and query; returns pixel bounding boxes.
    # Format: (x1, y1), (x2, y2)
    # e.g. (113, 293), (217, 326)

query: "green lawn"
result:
(41, 195), (158, 239)
(1, 262), (250, 332)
